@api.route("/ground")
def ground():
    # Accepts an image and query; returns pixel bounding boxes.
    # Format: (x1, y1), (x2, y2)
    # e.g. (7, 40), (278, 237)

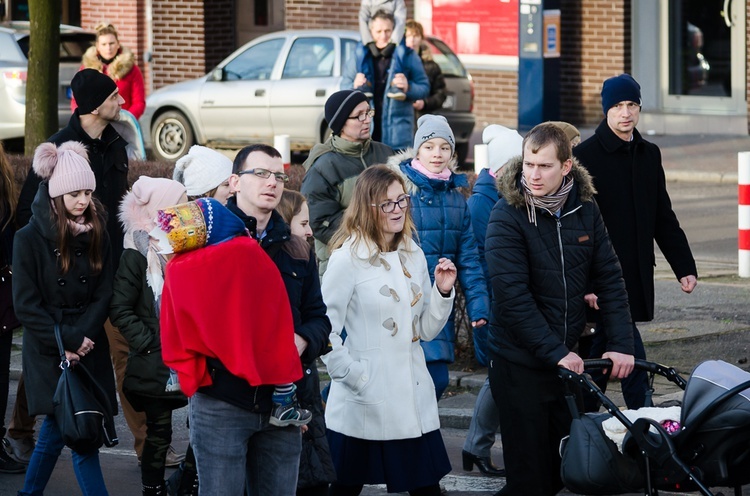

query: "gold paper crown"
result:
(157, 201), (207, 253)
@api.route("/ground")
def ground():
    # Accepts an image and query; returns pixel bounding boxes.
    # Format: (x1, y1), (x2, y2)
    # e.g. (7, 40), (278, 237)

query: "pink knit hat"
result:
(32, 141), (96, 198)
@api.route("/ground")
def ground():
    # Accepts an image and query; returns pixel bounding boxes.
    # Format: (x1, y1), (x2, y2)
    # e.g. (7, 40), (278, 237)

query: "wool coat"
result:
(485, 157), (634, 369)
(387, 151), (489, 364)
(12, 182), (116, 416)
(573, 121), (697, 322)
(17, 112), (129, 269)
(321, 237), (454, 440)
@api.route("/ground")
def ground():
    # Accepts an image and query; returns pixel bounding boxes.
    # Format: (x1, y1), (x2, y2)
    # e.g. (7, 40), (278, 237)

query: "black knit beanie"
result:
(71, 68), (118, 115)
(325, 90), (368, 136)
(601, 73), (641, 114)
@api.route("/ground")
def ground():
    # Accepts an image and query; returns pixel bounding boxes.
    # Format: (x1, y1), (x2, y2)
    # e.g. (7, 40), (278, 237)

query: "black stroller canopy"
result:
(682, 360), (750, 430)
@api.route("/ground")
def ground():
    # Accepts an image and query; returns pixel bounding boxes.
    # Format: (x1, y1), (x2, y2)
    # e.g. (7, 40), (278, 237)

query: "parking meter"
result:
(518, 0), (561, 131)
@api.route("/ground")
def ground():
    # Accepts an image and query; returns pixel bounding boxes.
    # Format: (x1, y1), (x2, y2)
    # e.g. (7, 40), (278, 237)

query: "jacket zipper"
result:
(555, 204), (583, 345)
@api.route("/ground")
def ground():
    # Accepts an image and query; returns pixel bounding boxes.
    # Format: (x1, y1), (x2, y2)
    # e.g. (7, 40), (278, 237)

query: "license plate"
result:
(442, 95), (454, 110)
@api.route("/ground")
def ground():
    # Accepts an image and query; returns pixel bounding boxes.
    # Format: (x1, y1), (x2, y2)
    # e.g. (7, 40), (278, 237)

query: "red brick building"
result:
(8, 0), (748, 135)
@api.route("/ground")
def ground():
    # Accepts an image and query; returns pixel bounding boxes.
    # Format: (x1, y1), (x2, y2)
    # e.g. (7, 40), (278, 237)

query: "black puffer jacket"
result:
(485, 157), (633, 369)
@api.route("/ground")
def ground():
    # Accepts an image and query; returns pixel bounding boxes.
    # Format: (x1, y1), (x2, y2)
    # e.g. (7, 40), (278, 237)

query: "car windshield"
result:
(424, 37), (467, 78)
(15, 33), (95, 62)
(223, 38), (285, 81)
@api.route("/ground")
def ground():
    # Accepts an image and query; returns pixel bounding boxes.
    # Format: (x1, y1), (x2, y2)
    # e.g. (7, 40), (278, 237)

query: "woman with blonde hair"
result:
(322, 165), (457, 496)
(72, 22), (146, 119)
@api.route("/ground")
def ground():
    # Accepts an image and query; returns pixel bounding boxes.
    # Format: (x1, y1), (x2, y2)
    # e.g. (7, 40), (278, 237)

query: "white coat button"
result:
(361, 375), (368, 382)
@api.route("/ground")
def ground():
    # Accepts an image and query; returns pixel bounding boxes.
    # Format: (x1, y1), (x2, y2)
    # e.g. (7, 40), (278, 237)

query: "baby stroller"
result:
(558, 359), (750, 496)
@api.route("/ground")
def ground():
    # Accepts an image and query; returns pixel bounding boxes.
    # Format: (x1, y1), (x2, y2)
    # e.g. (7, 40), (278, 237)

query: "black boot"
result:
(166, 463), (199, 496)
(462, 450), (506, 477)
(143, 481), (167, 496)
(0, 448), (25, 474)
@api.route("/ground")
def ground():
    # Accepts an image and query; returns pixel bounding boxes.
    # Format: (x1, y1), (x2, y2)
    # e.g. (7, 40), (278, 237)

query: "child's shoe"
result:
(270, 385), (313, 427)
(387, 86), (406, 101)
(355, 83), (374, 99)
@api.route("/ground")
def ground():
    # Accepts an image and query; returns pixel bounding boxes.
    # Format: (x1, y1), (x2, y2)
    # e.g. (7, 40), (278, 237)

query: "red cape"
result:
(160, 236), (302, 396)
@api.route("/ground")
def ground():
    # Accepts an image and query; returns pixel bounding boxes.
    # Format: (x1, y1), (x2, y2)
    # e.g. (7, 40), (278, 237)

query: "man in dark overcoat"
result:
(573, 73), (698, 409)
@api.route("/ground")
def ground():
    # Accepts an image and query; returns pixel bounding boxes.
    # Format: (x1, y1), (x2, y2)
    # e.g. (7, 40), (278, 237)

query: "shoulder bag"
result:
(52, 324), (119, 453)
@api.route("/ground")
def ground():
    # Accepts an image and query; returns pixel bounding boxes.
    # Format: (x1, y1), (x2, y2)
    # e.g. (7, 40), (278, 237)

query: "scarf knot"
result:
(520, 175), (574, 226)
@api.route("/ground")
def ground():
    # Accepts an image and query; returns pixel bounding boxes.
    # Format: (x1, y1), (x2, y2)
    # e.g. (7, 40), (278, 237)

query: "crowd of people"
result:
(0, 6), (699, 496)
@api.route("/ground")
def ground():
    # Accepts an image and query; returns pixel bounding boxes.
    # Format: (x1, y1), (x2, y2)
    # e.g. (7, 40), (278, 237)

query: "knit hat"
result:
(32, 141), (96, 198)
(173, 146), (233, 197)
(601, 73), (641, 114)
(128, 176), (187, 227)
(482, 125), (523, 174)
(547, 121), (581, 144)
(325, 90), (368, 135)
(71, 68), (118, 115)
(156, 197), (246, 254)
(414, 114), (455, 154)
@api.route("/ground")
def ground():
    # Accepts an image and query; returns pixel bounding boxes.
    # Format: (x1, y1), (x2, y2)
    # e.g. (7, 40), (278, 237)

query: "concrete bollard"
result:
(739, 152), (750, 277)
(274, 134), (291, 170)
(474, 143), (488, 175)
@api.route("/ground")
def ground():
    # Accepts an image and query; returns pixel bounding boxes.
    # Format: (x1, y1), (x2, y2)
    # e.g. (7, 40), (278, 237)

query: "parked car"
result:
(0, 22), (95, 141)
(141, 29), (475, 164)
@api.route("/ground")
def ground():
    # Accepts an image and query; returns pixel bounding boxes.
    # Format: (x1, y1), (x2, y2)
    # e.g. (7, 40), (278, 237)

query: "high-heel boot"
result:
(462, 449), (506, 477)
(143, 481), (167, 495)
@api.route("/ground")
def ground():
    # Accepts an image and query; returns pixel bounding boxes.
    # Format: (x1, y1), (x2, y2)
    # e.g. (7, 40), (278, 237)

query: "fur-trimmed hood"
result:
(385, 148), (464, 195)
(82, 45), (136, 81)
(497, 155), (596, 208)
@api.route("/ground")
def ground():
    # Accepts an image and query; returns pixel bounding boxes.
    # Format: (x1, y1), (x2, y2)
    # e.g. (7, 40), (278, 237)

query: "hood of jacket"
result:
(385, 148), (467, 196)
(472, 168), (499, 201)
(82, 45), (136, 81)
(497, 155), (596, 209)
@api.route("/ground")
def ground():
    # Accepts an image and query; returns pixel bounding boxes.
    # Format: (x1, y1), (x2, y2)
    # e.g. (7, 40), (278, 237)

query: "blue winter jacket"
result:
(465, 168), (499, 366)
(387, 152), (490, 363)
(342, 45), (429, 150)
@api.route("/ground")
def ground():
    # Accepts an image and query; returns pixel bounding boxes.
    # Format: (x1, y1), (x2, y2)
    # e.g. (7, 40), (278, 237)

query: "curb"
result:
(665, 170), (738, 183)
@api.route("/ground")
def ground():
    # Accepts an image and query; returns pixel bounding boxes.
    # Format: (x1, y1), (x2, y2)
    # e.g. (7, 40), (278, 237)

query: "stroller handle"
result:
(578, 358), (688, 389)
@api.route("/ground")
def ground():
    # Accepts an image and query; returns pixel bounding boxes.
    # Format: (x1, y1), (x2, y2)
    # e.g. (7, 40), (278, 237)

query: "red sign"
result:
(429, 0), (518, 57)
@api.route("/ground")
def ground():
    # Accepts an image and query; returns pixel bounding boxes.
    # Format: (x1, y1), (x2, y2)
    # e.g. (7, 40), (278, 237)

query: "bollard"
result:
(274, 134), (291, 170)
(739, 152), (750, 277)
(474, 143), (489, 175)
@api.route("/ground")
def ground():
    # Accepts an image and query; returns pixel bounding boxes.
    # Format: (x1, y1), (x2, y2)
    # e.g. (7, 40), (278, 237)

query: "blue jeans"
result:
(19, 415), (108, 496)
(189, 392), (301, 496)
(463, 377), (500, 457)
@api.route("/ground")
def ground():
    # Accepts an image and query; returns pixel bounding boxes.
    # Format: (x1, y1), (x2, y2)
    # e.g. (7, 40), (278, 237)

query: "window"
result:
(425, 37), (467, 78)
(341, 38), (357, 75)
(223, 38), (284, 81)
(281, 37), (334, 79)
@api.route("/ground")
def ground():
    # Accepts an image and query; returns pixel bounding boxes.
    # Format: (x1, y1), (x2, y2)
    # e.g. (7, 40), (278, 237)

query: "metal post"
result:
(738, 152), (750, 277)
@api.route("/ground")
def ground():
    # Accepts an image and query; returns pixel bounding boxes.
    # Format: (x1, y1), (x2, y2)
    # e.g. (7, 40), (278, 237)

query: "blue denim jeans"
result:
(189, 392), (301, 496)
(463, 377), (500, 457)
(18, 415), (108, 496)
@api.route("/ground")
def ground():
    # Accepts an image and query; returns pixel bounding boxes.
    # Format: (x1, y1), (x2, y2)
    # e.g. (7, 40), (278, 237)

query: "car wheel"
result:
(455, 141), (470, 171)
(151, 110), (194, 162)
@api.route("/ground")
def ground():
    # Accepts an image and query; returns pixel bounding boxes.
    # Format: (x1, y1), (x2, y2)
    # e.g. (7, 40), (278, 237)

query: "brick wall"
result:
(560, 0), (630, 127)
(285, 0), (414, 31)
(203, 0), (235, 71)
(151, 0), (206, 88)
(470, 69), (517, 129)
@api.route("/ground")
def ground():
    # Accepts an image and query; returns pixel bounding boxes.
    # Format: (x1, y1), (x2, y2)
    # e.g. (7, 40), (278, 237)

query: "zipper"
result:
(555, 204), (583, 346)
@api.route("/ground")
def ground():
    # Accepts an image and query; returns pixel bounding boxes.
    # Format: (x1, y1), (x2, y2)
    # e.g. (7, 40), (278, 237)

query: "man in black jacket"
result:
(573, 74), (697, 410)
(485, 123), (634, 496)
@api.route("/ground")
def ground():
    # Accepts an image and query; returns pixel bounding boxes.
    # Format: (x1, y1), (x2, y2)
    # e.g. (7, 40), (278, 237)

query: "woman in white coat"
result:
(321, 165), (457, 496)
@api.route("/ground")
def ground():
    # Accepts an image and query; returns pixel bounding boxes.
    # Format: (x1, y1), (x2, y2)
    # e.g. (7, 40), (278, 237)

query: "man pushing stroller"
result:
(485, 122), (635, 495)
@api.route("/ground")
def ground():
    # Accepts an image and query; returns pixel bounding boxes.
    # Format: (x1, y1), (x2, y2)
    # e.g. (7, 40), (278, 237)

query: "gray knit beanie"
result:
(413, 115), (455, 154)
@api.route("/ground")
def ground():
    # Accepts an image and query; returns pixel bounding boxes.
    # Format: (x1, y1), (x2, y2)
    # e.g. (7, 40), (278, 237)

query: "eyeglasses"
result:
(348, 109), (375, 122)
(237, 168), (289, 183)
(372, 195), (410, 213)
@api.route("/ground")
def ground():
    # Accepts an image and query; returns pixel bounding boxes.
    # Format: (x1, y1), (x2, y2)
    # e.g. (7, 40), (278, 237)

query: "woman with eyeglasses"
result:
(386, 114), (490, 403)
(321, 165), (457, 496)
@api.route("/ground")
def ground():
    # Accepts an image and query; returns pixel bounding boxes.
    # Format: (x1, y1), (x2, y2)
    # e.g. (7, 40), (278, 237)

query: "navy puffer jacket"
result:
(387, 151), (489, 363)
(485, 157), (633, 369)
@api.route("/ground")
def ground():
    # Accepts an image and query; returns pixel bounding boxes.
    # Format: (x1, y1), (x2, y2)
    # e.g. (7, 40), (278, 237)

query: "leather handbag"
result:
(0, 265), (20, 335)
(52, 324), (118, 453)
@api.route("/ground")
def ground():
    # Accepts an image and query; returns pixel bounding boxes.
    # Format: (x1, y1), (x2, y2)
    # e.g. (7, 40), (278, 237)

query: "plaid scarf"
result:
(521, 174), (574, 226)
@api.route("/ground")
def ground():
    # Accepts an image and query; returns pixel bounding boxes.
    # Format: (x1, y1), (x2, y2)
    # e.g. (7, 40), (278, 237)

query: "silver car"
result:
(0, 22), (95, 141)
(141, 29), (475, 163)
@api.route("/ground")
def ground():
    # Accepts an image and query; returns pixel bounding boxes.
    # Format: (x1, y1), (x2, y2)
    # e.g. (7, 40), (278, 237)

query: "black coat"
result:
(485, 158), (633, 369)
(17, 111), (129, 269)
(416, 43), (447, 115)
(12, 182), (116, 415)
(226, 199), (336, 488)
(573, 121), (697, 322)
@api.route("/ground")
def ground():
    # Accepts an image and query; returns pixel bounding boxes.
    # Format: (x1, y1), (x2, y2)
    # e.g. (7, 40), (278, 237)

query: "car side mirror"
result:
(209, 68), (224, 82)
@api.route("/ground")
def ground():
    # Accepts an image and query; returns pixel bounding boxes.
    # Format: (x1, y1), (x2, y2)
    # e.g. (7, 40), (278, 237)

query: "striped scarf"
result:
(521, 174), (574, 226)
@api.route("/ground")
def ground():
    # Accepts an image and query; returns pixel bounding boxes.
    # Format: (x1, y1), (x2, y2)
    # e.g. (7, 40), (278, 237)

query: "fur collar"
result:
(385, 148), (463, 195)
(498, 155), (596, 208)
(82, 45), (136, 81)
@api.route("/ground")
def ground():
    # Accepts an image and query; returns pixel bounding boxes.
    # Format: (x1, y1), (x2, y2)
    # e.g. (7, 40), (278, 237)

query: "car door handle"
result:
(255, 89), (266, 97)
(316, 89), (326, 97)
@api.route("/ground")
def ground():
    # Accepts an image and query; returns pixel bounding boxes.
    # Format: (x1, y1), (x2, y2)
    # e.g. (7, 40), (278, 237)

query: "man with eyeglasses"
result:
(220, 144), (333, 494)
(302, 89), (394, 275)
(573, 74), (697, 411)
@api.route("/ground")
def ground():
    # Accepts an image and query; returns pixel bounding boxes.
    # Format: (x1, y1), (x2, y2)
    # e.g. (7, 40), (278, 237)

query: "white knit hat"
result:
(173, 145), (233, 197)
(482, 125), (523, 174)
